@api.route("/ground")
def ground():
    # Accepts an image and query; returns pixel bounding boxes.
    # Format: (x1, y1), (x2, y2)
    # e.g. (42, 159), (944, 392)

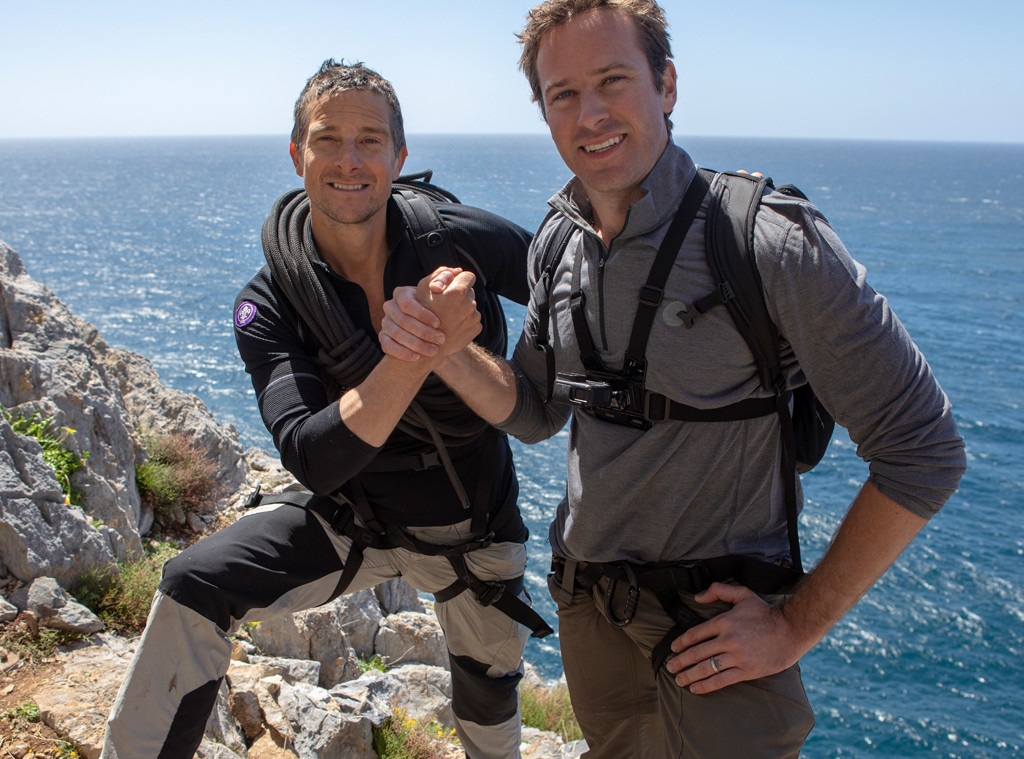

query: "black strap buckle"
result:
(642, 392), (672, 422)
(671, 561), (714, 594)
(604, 561), (641, 627)
(638, 284), (663, 308)
(476, 580), (506, 607)
(242, 485), (262, 510)
(416, 450), (441, 470)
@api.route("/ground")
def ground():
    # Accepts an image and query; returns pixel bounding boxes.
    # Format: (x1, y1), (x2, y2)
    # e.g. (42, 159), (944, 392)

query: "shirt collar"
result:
(549, 140), (699, 239)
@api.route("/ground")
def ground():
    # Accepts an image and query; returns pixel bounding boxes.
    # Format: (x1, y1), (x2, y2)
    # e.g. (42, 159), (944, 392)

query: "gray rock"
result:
(343, 664), (454, 728)
(275, 679), (376, 759)
(0, 417), (118, 587)
(9, 576), (104, 633)
(33, 636), (134, 758)
(375, 610), (448, 669)
(247, 655), (322, 687)
(374, 576), (424, 615)
(205, 678), (248, 755)
(0, 241), (250, 587)
(247, 589), (384, 687)
(196, 740), (245, 759)
(0, 594), (17, 622)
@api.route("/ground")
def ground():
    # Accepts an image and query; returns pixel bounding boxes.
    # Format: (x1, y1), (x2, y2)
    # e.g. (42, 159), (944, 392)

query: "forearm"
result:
(338, 355), (435, 447)
(667, 478), (930, 693)
(433, 343), (518, 426)
(781, 479), (928, 653)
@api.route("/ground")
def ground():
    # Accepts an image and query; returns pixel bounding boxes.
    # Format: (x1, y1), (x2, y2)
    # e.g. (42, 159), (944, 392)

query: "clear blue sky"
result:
(2, 0), (1021, 143)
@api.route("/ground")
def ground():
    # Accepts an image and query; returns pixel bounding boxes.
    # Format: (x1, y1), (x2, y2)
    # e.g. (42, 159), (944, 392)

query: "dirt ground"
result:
(0, 651), (72, 758)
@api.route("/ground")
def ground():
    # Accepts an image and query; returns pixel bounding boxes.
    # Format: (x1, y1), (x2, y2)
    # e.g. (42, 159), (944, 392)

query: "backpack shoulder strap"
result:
(392, 172), (498, 289)
(392, 182), (459, 275)
(702, 168), (809, 571)
(701, 168), (782, 394)
(531, 211), (576, 399)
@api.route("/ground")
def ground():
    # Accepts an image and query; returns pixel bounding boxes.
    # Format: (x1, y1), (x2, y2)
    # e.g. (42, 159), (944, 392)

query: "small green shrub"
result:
(359, 654), (388, 673)
(520, 681), (583, 743)
(372, 708), (458, 759)
(1, 408), (88, 505)
(0, 621), (82, 663)
(53, 740), (83, 759)
(70, 541), (179, 633)
(1, 701), (41, 725)
(136, 431), (217, 518)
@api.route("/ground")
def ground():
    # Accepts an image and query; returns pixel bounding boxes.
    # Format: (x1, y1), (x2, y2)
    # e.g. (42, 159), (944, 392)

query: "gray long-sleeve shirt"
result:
(499, 142), (966, 565)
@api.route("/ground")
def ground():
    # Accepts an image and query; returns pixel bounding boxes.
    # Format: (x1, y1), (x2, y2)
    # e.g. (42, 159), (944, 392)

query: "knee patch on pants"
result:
(449, 653), (522, 725)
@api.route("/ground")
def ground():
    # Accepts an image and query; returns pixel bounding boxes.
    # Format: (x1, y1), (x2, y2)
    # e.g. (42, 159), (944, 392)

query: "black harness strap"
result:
(569, 172), (708, 378)
(551, 552), (801, 672)
(600, 555), (802, 597)
(243, 483), (553, 639)
(623, 173), (711, 377)
(243, 486), (377, 601)
(437, 554), (554, 639)
(641, 392), (778, 423)
(470, 427), (499, 536)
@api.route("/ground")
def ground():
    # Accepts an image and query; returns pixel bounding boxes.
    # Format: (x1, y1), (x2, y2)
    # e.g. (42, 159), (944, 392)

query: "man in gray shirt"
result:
(381, 1), (966, 756)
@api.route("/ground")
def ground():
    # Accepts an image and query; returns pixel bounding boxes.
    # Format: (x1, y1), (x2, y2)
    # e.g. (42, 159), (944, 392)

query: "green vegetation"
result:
(520, 680), (583, 743)
(1, 701), (41, 726)
(70, 541), (179, 634)
(1, 407), (88, 505)
(135, 431), (217, 520)
(0, 700), (82, 757)
(358, 654), (388, 674)
(372, 708), (459, 759)
(0, 618), (84, 662)
(370, 681), (581, 757)
(53, 741), (83, 759)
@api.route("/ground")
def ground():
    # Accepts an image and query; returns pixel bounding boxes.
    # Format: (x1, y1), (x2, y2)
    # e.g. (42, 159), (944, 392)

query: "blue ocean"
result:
(1, 134), (1021, 757)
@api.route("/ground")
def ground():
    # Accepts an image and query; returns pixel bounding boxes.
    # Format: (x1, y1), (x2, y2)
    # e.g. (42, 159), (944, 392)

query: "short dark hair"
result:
(517, 0), (673, 124)
(291, 59), (406, 153)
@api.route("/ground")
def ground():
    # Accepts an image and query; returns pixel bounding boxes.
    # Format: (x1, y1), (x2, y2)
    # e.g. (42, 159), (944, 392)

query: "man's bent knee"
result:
(449, 653), (522, 725)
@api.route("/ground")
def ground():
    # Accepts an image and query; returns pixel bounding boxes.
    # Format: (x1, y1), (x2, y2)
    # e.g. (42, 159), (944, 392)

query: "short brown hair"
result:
(517, 0), (673, 114)
(291, 59), (406, 153)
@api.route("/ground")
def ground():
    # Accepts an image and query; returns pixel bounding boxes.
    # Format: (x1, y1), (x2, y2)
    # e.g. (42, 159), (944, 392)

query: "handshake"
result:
(381, 267), (482, 366)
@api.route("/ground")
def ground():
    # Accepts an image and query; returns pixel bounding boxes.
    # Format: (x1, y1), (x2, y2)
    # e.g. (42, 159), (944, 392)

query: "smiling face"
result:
(536, 7), (676, 220)
(289, 89), (407, 231)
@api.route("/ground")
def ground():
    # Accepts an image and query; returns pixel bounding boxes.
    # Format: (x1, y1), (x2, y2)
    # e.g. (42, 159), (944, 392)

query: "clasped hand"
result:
(381, 266), (481, 363)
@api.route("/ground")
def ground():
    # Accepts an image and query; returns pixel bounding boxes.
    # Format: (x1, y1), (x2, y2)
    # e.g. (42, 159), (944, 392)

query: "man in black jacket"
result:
(101, 59), (541, 759)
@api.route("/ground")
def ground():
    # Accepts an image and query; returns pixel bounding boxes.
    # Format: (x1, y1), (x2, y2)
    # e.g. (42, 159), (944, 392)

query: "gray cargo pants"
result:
(101, 499), (530, 758)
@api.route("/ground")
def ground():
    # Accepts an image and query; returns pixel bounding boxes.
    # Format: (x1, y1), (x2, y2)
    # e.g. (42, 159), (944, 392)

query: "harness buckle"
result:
(444, 532), (495, 556)
(242, 485), (262, 510)
(476, 580), (506, 607)
(638, 284), (663, 308)
(673, 561), (714, 594)
(604, 561), (641, 627)
(642, 392), (672, 422)
(416, 450), (441, 470)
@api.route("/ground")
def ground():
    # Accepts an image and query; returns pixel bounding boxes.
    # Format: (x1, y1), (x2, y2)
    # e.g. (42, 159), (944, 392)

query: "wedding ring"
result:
(709, 656), (722, 674)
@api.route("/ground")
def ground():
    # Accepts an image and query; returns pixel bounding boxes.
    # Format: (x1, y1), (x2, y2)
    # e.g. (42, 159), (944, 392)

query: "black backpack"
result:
(698, 169), (835, 474)
(390, 170), (508, 359)
(534, 169), (835, 572)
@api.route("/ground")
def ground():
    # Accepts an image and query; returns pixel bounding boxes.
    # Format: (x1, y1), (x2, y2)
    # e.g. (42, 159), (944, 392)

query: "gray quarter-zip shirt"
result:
(498, 142), (965, 566)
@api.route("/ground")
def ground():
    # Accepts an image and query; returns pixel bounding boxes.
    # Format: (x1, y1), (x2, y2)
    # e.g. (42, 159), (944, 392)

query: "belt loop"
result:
(558, 558), (578, 606)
